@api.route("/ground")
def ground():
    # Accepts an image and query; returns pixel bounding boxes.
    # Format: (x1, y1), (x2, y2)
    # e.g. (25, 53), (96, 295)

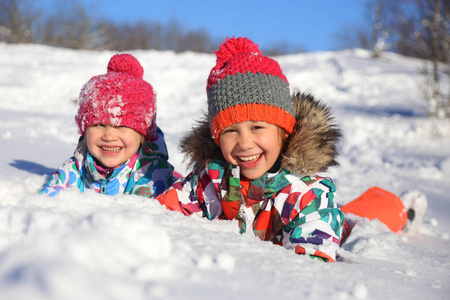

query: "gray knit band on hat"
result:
(207, 72), (294, 123)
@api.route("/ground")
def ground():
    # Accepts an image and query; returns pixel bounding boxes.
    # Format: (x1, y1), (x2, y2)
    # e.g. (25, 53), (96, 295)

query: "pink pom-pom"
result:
(107, 54), (144, 79)
(214, 37), (261, 65)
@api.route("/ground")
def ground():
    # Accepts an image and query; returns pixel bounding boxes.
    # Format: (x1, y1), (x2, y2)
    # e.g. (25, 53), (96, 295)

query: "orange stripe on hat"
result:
(210, 103), (296, 144)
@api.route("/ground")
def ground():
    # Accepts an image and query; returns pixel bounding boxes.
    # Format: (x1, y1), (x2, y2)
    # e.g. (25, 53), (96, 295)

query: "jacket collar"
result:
(206, 159), (293, 201)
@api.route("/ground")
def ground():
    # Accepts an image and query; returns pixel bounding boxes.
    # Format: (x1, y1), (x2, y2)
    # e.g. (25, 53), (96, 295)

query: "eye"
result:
(92, 124), (105, 127)
(222, 128), (236, 134)
(252, 125), (265, 130)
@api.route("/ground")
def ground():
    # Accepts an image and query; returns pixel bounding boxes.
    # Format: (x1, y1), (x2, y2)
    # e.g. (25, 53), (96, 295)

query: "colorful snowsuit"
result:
(156, 160), (344, 261)
(40, 128), (176, 197)
(155, 93), (345, 261)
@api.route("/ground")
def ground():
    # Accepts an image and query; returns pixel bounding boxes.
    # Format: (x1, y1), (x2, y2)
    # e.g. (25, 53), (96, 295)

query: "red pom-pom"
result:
(107, 54), (144, 79)
(214, 37), (261, 65)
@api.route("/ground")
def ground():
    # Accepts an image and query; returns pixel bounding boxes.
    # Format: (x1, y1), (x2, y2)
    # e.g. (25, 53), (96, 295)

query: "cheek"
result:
(126, 137), (141, 151)
(219, 137), (234, 160)
(122, 130), (142, 148)
(263, 131), (284, 155)
(84, 132), (96, 151)
(262, 134), (281, 149)
(220, 144), (232, 159)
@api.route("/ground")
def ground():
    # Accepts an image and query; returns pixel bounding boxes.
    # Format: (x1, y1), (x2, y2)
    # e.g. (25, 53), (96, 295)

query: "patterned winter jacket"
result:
(155, 93), (345, 261)
(40, 127), (176, 197)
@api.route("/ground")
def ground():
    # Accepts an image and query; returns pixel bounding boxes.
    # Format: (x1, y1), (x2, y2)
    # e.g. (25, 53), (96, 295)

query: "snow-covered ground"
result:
(0, 43), (449, 300)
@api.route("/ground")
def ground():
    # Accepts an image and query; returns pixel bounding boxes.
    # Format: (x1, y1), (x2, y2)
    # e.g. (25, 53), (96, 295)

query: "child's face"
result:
(219, 121), (284, 180)
(85, 124), (142, 168)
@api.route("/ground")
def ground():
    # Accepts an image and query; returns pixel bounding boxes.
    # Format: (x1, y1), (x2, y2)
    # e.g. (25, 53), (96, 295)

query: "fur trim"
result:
(281, 93), (341, 174)
(179, 113), (223, 168)
(179, 92), (342, 176)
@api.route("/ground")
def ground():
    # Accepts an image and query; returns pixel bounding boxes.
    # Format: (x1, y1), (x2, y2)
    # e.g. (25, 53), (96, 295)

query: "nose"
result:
(102, 125), (118, 141)
(236, 130), (254, 150)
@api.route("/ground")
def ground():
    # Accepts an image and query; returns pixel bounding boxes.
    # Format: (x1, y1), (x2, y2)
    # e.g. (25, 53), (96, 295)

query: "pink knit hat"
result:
(75, 54), (157, 141)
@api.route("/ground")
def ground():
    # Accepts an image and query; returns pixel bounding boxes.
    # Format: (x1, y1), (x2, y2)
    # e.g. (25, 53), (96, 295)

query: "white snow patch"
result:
(0, 44), (449, 300)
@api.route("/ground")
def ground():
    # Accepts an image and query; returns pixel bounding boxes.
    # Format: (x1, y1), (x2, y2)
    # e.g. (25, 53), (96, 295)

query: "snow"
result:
(1, 43), (449, 299)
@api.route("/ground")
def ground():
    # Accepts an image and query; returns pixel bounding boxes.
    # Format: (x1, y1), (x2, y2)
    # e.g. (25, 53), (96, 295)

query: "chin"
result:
(240, 170), (264, 180)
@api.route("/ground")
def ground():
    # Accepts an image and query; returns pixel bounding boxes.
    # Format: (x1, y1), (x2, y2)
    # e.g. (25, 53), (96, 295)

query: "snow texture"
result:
(0, 43), (449, 300)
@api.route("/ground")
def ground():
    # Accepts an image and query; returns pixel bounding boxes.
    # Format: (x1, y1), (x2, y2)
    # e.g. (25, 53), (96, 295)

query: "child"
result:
(40, 54), (176, 197)
(155, 37), (344, 262)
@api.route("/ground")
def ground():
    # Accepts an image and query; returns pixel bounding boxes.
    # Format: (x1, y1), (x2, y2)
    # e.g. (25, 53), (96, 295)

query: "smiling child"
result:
(154, 37), (344, 262)
(40, 54), (176, 197)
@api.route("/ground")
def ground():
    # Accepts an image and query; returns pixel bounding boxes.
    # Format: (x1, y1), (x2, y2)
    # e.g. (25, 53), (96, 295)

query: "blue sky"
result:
(57, 0), (367, 52)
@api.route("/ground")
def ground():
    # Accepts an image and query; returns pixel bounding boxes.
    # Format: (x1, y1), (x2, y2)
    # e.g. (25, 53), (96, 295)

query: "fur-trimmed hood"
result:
(179, 92), (342, 176)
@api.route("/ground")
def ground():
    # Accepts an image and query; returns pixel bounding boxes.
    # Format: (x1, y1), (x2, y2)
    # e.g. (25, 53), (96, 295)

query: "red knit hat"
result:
(75, 54), (157, 141)
(207, 37), (296, 144)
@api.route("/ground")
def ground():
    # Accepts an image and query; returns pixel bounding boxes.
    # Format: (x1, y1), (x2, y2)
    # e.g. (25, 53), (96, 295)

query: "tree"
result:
(38, 0), (104, 50)
(333, 0), (401, 57)
(0, 0), (39, 43)
(333, 0), (450, 118)
(412, 0), (450, 117)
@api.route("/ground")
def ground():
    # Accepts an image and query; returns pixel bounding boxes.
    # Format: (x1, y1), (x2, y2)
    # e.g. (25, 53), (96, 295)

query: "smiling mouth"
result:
(239, 154), (261, 162)
(101, 146), (122, 152)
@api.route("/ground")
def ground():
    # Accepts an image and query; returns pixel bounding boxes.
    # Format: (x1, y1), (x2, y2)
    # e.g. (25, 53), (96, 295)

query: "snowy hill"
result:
(0, 43), (449, 300)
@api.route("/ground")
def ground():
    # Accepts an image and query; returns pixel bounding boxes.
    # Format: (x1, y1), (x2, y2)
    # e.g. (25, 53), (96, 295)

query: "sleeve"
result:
(130, 167), (176, 198)
(154, 171), (204, 216)
(281, 177), (344, 262)
(39, 157), (83, 196)
(129, 127), (177, 198)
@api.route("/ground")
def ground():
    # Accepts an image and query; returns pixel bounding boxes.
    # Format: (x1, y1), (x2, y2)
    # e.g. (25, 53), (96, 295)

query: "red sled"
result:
(341, 186), (408, 232)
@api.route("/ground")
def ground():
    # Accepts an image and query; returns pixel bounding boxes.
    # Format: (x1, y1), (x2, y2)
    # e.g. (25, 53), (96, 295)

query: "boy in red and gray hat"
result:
(155, 37), (344, 262)
(40, 54), (176, 197)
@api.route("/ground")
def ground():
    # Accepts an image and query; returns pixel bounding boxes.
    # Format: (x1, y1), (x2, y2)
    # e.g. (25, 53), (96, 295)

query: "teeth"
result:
(101, 147), (121, 152)
(239, 154), (260, 162)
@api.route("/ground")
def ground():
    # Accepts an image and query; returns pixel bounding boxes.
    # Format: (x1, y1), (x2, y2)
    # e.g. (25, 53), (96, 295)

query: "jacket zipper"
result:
(100, 180), (107, 194)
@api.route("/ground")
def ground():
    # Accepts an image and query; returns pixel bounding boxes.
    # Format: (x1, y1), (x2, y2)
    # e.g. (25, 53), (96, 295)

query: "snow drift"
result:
(0, 43), (449, 299)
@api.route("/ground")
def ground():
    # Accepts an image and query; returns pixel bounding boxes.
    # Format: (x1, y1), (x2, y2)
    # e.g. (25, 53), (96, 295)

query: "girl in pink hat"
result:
(40, 54), (176, 197)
